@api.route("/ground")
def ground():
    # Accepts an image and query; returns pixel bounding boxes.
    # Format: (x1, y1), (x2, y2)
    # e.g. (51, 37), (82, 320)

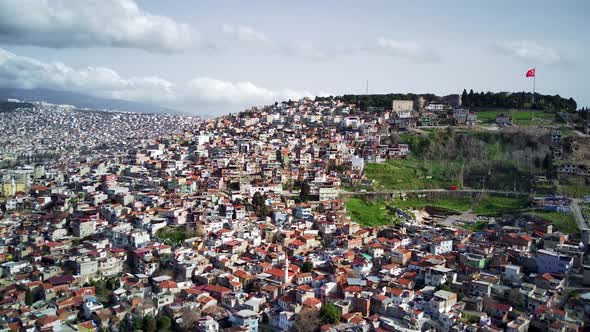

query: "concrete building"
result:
(73, 220), (96, 238)
(502, 265), (523, 284)
(424, 266), (457, 286)
(1, 261), (31, 277)
(430, 239), (453, 255)
(391, 100), (414, 118)
(536, 249), (574, 274)
(197, 316), (219, 332)
(429, 290), (457, 318)
(83, 300), (104, 319)
(425, 103), (445, 112)
(77, 259), (99, 276)
(232, 309), (258, 332)
(351, 156), (364, 172)
(130, 229), (151, 248)
(319, 187), (339, 201)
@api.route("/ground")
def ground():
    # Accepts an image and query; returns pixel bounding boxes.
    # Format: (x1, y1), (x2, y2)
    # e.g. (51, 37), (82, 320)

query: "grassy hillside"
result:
(525, 211), (578, 234)
(475, 109), (558, 126)
(345, 199), (393, 226)
(371, 128), (552, 192)
(387, 196), (529, 215)
(346, 195), (530, 227)
(365, 158), (461, 190)
(557, 178), (590, 198)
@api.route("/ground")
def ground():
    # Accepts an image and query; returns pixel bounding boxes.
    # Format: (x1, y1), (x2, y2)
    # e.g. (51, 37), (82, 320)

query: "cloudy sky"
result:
(0, 0), (587, 115)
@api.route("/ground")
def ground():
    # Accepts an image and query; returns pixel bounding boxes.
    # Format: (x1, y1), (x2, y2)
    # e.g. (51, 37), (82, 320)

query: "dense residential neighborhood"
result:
(0, 96), (589, 332)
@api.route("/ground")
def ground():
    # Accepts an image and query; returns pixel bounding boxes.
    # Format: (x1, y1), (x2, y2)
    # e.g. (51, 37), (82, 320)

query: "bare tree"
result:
(178, 306), (201, 331)
(291, 308), (321, 332)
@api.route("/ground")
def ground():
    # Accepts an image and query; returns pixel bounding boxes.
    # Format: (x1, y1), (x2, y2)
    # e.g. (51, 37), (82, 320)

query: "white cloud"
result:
(374, 37), (439, 62)
(221, 25), (440, 62)
(282, 41), (327, 60)
(184, 77), (313, 105)
(221, 24), (327, 60)
(0, 0), (197, 52)
(0, 48), (317, 114)
(222, 24), (269, 43)
(0, 49), (177, 102)
(494, 41), (564, 65)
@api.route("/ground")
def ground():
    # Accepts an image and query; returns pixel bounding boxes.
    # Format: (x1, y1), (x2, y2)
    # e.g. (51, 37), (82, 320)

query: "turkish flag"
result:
(526, 68), (535, 77)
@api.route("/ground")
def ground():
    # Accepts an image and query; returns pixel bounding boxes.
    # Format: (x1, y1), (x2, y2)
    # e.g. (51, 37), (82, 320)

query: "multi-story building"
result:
(536, 249), (574, 274)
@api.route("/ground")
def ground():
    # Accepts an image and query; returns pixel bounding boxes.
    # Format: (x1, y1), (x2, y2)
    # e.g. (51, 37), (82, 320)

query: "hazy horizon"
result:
(0, 0), (587, 115)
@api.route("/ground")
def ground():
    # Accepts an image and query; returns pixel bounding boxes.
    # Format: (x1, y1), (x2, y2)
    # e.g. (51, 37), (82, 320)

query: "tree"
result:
(461, 89), (469, 107)
(292, 308), (321, 332)
(118, 319), (131, 332)
(132, 316), (143, 331)
(542, 153), (552, 170)
(388, 132), (401, 145)
(218, 204), (227, 216)
(300, 182), (311, 202)
(178, 307), (201, 331)
(508, 288), (525, 309)
(157, 315), (172, 332)
(251, 191), (271, 218)
(25, 290), (33, 305)
(106, 277), (119, 290)
(143, 315), (157, 332)
(302, 261), (314, 273)
(319, 304), (341, 324)
(252, 191), (264, 207)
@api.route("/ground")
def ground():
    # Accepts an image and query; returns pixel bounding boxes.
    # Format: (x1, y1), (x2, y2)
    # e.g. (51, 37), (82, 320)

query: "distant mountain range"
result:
(0, 88), (182, 114)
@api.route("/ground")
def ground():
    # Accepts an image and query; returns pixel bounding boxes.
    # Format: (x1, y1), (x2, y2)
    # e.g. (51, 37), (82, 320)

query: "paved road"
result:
(572, 129), (589, 138)
(340, 188), (530, 197)
(571, 198), (588, 230)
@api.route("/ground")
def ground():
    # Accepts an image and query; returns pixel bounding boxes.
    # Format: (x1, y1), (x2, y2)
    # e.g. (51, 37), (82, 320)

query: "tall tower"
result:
(284, 251), (290, 285)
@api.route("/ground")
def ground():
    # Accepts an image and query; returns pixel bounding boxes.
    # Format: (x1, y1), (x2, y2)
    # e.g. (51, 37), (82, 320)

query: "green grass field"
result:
(476, 109), (557, 125)
(472, 196), (531, 215)
(156, 227), (187, 245)
(557, 178), (590, 198)
(345, 198), (394, 226)
(388, 196), (529, 215)
(346, 195), (530, 227)
(461, 220), (488, 231)
(526, 211), (578, 234)
(365, 158), (462, 190)
(387, 197), (472, 214)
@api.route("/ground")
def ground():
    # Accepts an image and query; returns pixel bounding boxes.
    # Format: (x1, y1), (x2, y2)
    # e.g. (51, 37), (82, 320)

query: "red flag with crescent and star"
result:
(526, 68), (535, 77)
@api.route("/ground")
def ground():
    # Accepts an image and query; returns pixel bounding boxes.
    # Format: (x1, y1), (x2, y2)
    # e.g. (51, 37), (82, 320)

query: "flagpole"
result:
(533, 67), (537, 107)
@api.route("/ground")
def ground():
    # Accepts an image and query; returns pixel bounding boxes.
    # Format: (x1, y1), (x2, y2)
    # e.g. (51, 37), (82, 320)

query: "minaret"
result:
(284, 251), (290, 285)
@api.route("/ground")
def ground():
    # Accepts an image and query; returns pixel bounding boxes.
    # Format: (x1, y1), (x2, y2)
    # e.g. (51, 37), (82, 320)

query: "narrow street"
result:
(571, 199), (588, 230)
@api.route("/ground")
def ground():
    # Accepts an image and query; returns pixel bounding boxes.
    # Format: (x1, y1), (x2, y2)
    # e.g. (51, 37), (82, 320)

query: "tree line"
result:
(392, 127), (554, 191)
(314, 90), (577, 112)
(315, 93), (437, 110)
(461, 89), (577, 112)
